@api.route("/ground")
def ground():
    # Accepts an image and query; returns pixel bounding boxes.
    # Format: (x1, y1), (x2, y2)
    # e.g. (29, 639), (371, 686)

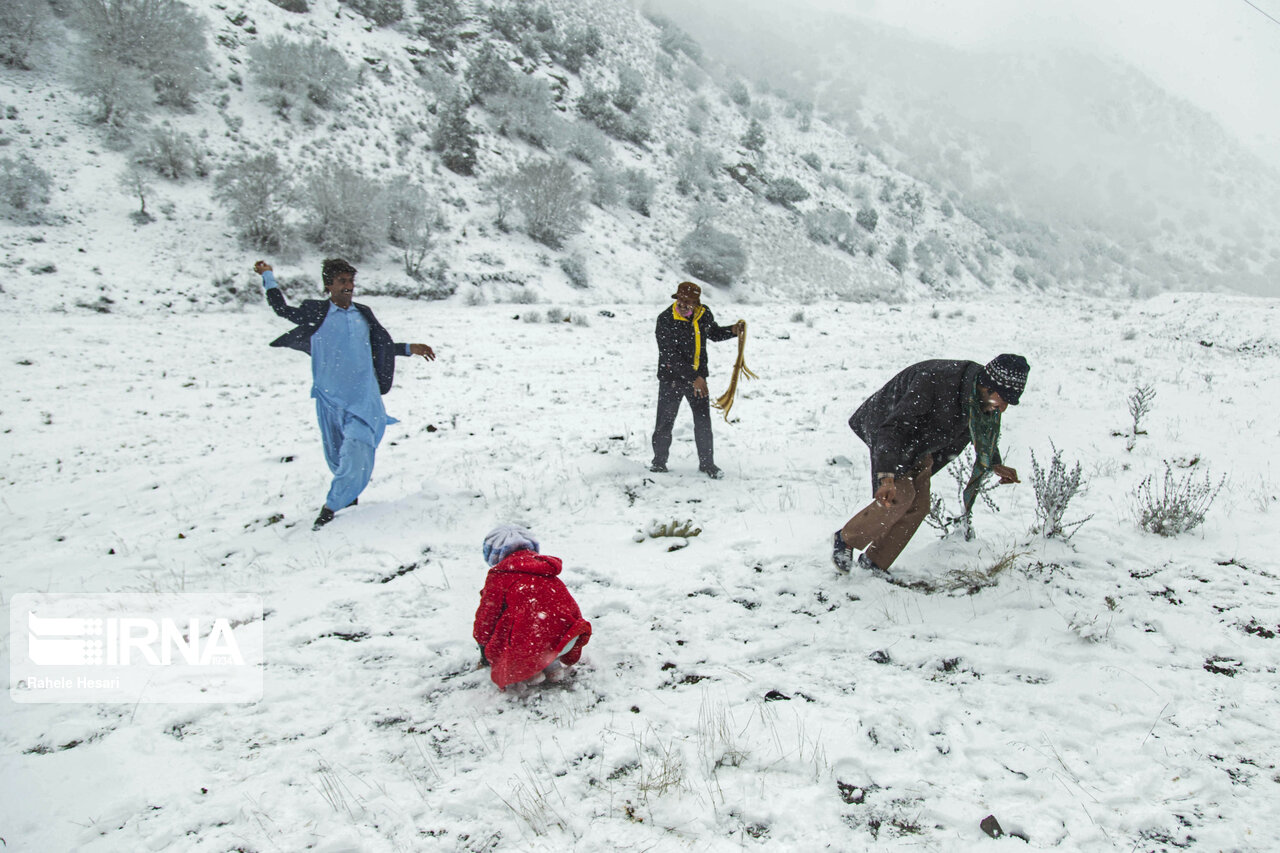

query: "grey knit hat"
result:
(482, 524), (540, 567)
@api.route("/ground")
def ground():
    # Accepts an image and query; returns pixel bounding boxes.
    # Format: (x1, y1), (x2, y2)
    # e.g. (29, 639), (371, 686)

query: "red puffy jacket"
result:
(473, 551), (592, 688)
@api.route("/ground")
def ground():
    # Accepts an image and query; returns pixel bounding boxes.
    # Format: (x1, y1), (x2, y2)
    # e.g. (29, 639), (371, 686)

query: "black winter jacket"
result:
(849, 359), (1001, 477)
(654, 304), (737, 382)
(265, 288), (405, 395)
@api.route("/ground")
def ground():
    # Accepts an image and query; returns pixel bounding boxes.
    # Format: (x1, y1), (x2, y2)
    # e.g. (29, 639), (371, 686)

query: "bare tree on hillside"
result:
(0, 0), (51, 69)
(214, 153), (294, 252)
(73, 0), (210, 109)
(495, 158), (587, 248)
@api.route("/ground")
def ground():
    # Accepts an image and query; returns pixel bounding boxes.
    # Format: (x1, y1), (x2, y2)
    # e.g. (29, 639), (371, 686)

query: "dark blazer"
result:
(849, 359), (1001, 477)
(655, 304), (737, 382)
(265, 288), (403, 395)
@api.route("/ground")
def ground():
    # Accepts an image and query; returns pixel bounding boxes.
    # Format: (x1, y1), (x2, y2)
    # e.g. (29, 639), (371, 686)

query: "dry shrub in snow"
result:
(488, 77), (562, 150)
(465, 42), (517, 101)
(139, 125), (206, 180)
(214, 153), (294, 252)
(301, 164), (387, 261)
(73, 0), (209, 110)
(679, 225), (747, 287)
(249, 37), (356, 115)
(432, 96), (478, 176)
(1134, 463), (1224, 537)
(1030, 441), (1093, 539)
(70, 52), (153, 127)
(340, 0), (402, 26)
(499, 158), (586, 248)
(0, 0), (51, 69)
(559, 253), (589, 289)
(1128, 382), (1156, 436)
(0, 155), (53, 222)
(386, 182), (442, 279)
(623, 169), (656, 217)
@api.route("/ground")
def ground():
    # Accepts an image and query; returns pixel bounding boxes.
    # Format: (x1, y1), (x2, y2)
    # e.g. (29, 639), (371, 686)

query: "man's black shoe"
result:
(857, 552), (885, 574)
(313, 506), (336, 530)
(649, 462), (668, 473)
(701, 465), (723, 480)
(832, 531), (854, 573)
(347, 498), (358, 507)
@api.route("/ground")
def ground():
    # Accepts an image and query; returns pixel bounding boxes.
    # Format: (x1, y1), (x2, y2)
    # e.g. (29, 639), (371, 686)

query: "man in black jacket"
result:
(833, 354), (1029, 573)
(650, 281), (744, 478)
(255, 259), (436, 529)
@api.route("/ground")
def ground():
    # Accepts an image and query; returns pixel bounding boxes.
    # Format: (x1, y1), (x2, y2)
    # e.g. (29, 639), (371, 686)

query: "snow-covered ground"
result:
(2, 289), (1279, 851)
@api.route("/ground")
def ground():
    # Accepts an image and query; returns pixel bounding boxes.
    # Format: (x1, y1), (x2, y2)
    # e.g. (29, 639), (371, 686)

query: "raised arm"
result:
(253, 260), (310, 325)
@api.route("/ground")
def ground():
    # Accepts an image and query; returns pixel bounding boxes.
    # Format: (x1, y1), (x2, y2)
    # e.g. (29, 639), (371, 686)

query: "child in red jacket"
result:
(473, 525), (592, 690)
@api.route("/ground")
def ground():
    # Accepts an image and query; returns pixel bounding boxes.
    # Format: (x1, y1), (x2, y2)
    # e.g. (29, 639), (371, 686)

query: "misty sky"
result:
(804, 0), (1280, 170)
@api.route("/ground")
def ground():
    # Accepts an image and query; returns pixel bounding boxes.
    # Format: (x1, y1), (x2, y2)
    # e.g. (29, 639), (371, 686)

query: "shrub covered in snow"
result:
(489, 77), (562, 150)
(340, 0), (403, 26)
(559, 253), (589, 288)
(139, 126), (206, 181)
(565, 122), (612, 166)
(433, 96), (478, 176)
(804, 208), (855, 251)
(0, 0), (51, 69)
(612, 67), (645, 114)
(679, 225), (747, 286)
(577, 85), (651, 145)
(214, 153), (294, 252)
(499, 158), (587, 248)
(416, 0), (463, 48)
(386, 183), (442, 279)
(560, 24), (603, 73)
(70, 52), (154, 128)
(466, 42), (518, 102)
(624, 169), (656, 217)
(249, 37), (356, 116)
(0, 154), (52, 221)
(300, 164), (388, 261)
(674, 143), (720, 196)
(1134, 464), (1224, 537)
(73, 0), (210, 110)
(887, 236), (910, 273)
(1030, 441), (1093, 539)
(764, 177), (809, 206)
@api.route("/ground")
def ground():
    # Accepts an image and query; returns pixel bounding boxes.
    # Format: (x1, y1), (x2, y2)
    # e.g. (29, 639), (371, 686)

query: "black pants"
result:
(651, 379), (714, 469)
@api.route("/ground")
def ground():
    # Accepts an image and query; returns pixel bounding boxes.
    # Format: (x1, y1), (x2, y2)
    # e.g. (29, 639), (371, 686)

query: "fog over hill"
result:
(645, 0), (1280, 297)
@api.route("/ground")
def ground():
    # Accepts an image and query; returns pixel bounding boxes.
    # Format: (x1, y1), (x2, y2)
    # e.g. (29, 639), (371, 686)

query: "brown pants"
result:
(840, 455), (933, 571)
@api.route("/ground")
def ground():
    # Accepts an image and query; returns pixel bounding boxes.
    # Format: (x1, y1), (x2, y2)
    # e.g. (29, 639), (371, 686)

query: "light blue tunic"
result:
(309, 301), (396, 446)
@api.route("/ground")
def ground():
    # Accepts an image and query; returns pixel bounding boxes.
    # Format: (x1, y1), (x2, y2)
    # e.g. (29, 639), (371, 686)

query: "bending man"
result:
(833, 354), (1029, 573)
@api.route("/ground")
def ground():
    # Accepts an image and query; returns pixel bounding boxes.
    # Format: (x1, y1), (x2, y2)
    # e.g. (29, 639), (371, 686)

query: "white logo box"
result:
(11, 593), (263, 704)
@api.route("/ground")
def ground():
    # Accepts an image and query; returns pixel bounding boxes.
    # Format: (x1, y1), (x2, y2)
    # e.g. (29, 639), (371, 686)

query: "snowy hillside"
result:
(2, 0), (1056, 315)
(648, 0), (1280, 298)
(3, 291), (1279, 851)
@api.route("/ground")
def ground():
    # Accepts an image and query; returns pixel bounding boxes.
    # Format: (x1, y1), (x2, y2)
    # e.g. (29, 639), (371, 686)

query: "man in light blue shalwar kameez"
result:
(255, 258), (436, 529)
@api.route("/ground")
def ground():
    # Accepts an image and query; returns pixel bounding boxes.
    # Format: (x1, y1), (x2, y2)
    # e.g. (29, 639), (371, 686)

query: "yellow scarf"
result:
(671, 303), (705, 369)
